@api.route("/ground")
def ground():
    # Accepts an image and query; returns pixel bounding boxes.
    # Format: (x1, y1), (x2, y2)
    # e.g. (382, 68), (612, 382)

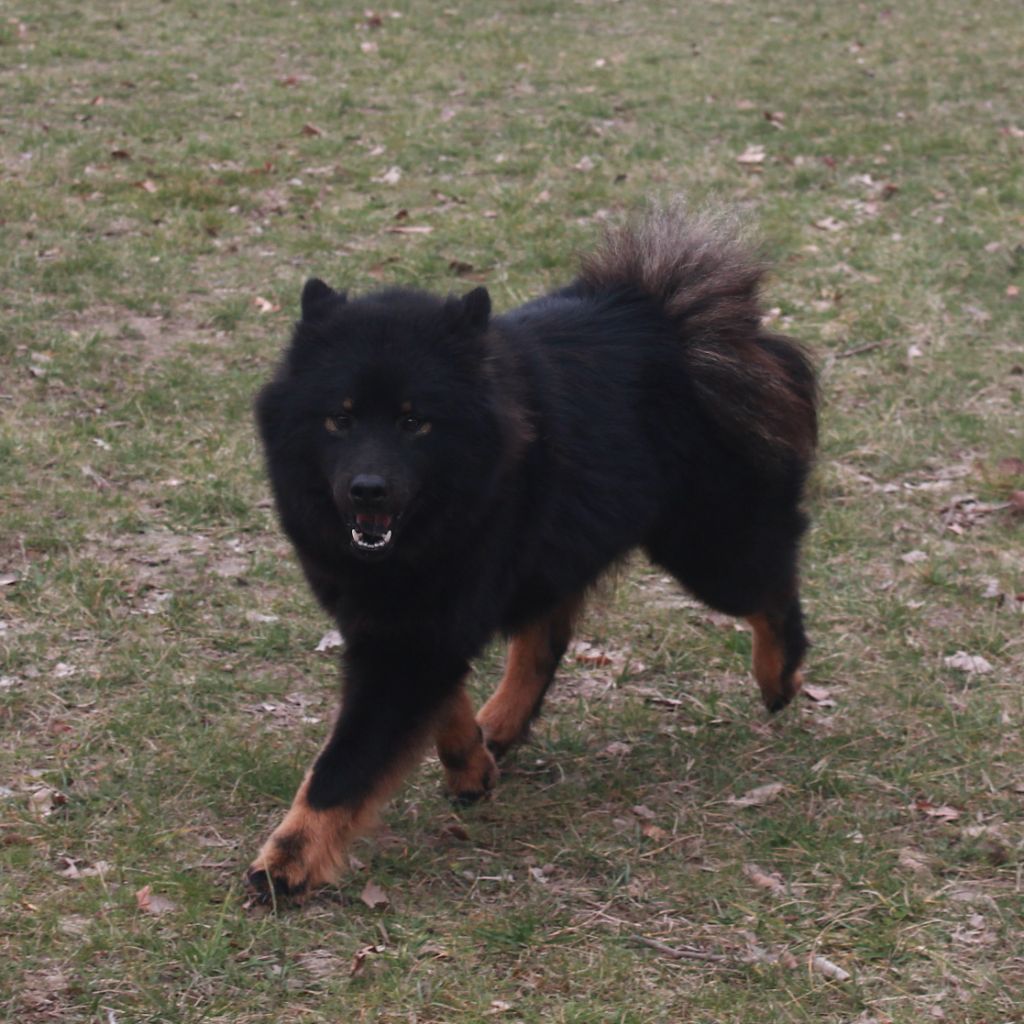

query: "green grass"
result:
(2, 1), (1023, 1021)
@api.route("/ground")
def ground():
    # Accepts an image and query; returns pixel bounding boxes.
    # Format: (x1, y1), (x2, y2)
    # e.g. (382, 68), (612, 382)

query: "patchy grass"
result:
(1, 1), (1022, 1021)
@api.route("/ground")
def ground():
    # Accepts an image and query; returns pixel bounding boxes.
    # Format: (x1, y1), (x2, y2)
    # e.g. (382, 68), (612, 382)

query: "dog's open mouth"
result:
(350, 513), (395, 554)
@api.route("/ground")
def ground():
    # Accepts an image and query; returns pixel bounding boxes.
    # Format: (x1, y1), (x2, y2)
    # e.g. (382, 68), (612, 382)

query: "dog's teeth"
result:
(382, 530), (392, 543)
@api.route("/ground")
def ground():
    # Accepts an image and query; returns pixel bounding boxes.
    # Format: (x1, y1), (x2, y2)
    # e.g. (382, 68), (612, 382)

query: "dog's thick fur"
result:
(248, 207), (817, 900)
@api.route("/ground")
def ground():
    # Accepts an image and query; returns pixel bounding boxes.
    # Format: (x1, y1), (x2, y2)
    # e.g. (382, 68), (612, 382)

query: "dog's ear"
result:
(460, 287), (491, 330)
(300, 277), (345, 322)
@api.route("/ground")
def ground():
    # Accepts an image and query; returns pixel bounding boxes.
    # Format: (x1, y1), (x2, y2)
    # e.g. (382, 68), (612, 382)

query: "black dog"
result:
(249, 207), (817, 899)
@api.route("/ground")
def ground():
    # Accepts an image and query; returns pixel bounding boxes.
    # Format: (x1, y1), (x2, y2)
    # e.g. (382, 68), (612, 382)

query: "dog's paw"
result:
(443, 743), (498, 805)
(246, 805), (349, 904)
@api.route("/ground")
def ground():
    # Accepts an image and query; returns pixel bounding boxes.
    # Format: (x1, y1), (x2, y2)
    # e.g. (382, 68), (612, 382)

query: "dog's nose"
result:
(349, 474), (388, 506)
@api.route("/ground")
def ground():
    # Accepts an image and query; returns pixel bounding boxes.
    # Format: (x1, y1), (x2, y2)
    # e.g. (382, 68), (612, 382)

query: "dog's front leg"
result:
(247, 643), (466, 901)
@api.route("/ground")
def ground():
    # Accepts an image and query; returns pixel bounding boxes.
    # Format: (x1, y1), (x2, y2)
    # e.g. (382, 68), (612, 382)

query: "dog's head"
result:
(257, 279), (512, 564)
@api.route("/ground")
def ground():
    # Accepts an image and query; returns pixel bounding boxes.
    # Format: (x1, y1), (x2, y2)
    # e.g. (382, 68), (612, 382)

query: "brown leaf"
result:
(897, 847), (932, 875)
(252, 296), (280, 314)
(386, 225), (433, 235)
(943, 651), (993, 675)
(911, 798), (961, 822)
(996, 457), (1024, 478)
(631, 804), (657, 821)
(301, 123), (324, 137)
(599, 740), (633, 758)
(728, 782), (785, 808)
(136, 884), (177, 915)
(743, 862), (786, 896)
(360, 879), (390, 910)
(110, 148), (131, 160)
(349, 943), (385, 978)
(440, 822), (470, 841)
(736, 144), (766, 165)
(136, 179), (158, 194)
(810, 954), (851, 982)
(813, 216), (845, 232)
(802, 684), (836, 706)
(448, 259), (474, 276)
(1010, 490), (1024, 515)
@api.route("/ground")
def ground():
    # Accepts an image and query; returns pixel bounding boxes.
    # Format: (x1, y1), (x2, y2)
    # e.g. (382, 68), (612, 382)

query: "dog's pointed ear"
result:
(460, 286), (491, 330)
(300, 277), (345, 322)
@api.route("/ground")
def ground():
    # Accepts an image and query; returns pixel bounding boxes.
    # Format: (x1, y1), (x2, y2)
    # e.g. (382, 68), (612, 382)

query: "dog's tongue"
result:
(355, 513), (393, 535)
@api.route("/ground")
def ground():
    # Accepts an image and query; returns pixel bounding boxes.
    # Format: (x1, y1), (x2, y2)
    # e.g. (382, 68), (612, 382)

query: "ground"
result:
(1, 1), (1022, 1021)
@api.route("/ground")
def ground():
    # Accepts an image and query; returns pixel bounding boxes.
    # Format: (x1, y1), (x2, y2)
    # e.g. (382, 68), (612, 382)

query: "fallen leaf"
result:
(349, 943), (385, 978)
(642, 823), (669, 841)
(315, 629), (343, 652)
(764, 110), (786, 128)
(136, 179), (158, 194)
(810, 954), (851, 982)
(573, 155), (596, 172)
(301, 123), (324, 137)
(253, 296), (280, 314)
(728, 782), (785, 808)
(386, 225), (433, 235)
(360, 40), (379, 54)
(802, 684), (836, 706)
(631, 804), (657, 820)
(943, 651), (994, 675)
(897, 847), (932, 874)
(360, 879), (390, 910)
(901, 549), (928, 564)
(736, 144), (766, 165)
(1007, 285), (1020, 299)
(743, 862), (786, 896)
(448, 259), (474, 276)
(298, 948), (346, 979)
(135, 884), (177, 915)
(813, 216), (845, 232)
(245, 611), (279, 624)
(911, 798), (961, 822)
(29, 787), (65, 818)
(110, 148), (131, 160)
(995, 456), (1024, 478)
(599, 741), (632, 757)
(373, 165), (401, 185)
(0, 573), (19, 587)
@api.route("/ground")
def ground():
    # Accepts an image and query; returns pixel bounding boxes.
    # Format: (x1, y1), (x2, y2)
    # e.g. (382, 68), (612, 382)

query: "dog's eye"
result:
(398, 415), (429, 434)
(325, 414), (352, 434)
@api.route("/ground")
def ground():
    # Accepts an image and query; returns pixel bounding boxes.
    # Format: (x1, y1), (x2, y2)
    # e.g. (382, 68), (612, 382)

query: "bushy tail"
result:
(578, 204), (817, 463)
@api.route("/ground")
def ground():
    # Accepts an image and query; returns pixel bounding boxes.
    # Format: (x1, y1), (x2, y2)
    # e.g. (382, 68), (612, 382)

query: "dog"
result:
(248, 206), (817, 900)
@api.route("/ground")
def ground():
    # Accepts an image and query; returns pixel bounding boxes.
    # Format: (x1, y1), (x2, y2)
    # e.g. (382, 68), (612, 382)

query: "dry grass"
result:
(1, 1), (1022, 1021)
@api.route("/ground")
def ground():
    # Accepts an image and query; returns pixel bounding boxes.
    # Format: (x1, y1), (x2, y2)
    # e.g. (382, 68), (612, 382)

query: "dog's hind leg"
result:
(436, 685), (498, 804)
(747, 593), (807, 712)
(477, 595), (583, 758)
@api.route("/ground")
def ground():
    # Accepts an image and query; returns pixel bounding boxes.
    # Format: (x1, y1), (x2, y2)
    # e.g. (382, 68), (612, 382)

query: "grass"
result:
(1, 0), (1022, 1021)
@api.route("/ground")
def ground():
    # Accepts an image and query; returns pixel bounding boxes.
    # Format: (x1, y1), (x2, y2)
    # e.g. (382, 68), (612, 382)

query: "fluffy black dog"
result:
(249, 207), (817, 899)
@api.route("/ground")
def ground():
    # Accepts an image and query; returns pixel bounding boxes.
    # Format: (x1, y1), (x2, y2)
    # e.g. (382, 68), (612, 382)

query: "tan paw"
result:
(247, 785), (351, 902)
(444, 743), (498, 805)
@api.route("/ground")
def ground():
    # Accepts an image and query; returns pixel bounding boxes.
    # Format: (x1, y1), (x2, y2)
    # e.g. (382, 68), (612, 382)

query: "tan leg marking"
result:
(747, 612), (803, 712)
(436, 686), (497, 802)
(478, 598), (581, 755)
(248, 737), (431, 901)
